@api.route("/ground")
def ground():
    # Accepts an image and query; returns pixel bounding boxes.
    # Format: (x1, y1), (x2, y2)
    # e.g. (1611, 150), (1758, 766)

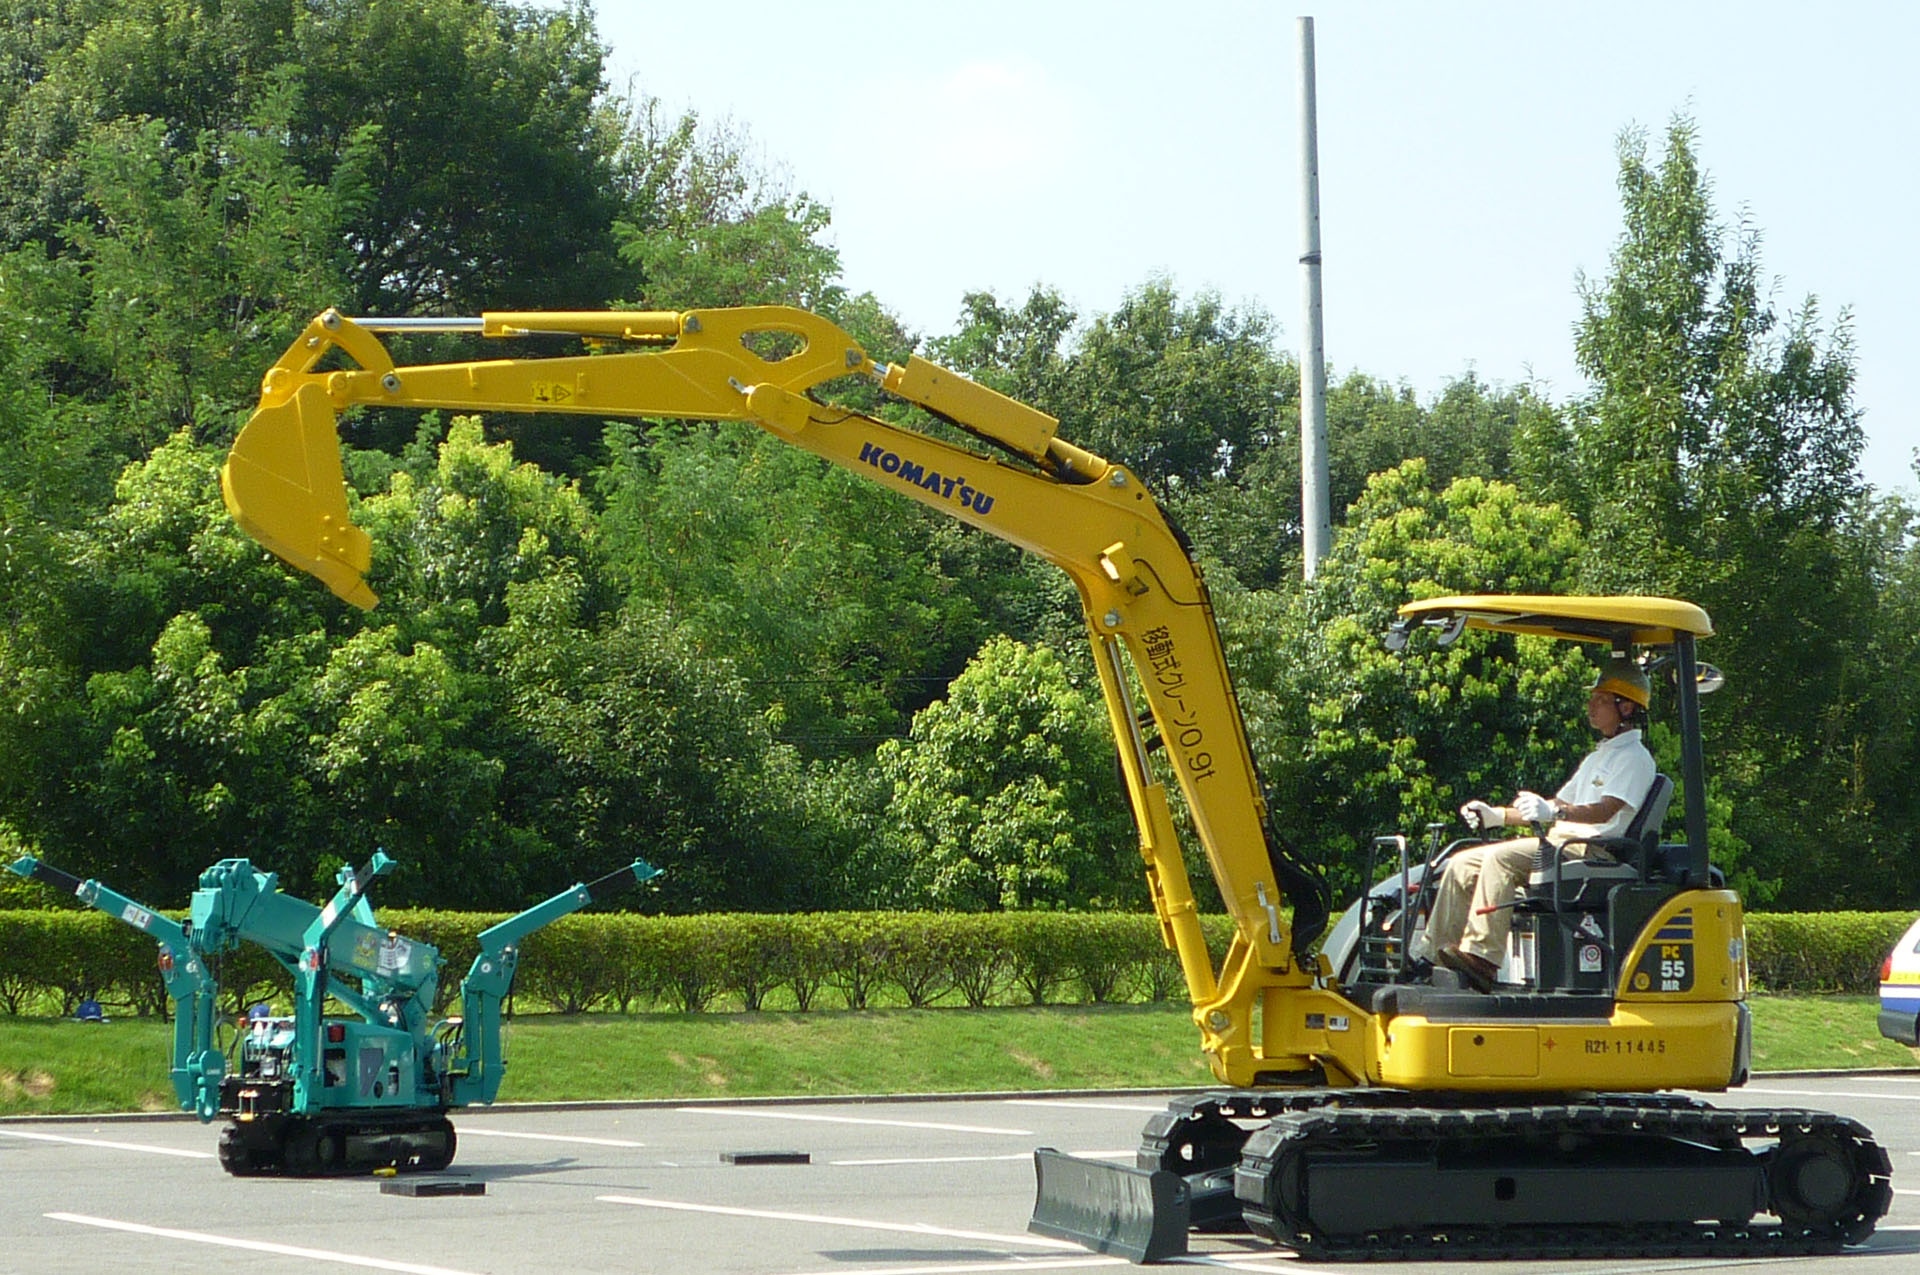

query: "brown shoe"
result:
(1437, 946), (1498, 993)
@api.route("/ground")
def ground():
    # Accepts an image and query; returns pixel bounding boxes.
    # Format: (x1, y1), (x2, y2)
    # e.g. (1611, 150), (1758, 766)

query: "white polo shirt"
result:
(1547, 728), (1656, 847)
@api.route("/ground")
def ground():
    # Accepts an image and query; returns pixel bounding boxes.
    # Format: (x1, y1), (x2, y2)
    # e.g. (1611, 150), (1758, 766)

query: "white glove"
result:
(1460, 799), (1505, 831)
(1513, 791), (1557, 825)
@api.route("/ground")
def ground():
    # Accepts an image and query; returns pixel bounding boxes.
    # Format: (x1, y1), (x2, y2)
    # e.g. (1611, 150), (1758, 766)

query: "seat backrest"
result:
(1528, 773), (1674, 891)
(1621, 773), (1674, 855)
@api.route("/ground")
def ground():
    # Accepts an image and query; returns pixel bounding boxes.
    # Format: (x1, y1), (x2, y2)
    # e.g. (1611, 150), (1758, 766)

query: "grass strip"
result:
(1, 995), (1911, 1119)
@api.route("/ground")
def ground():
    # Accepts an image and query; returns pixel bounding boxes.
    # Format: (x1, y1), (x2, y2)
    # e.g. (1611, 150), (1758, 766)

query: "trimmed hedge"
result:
(1743, 911), (1916, 994)
(0, 909), (1907, 1017)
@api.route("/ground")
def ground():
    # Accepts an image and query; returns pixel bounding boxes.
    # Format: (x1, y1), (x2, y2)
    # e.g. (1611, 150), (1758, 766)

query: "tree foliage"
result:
(0, 7), (1911, 925)
(613, 102), (843, 313)
(872, 638), (1139, 911)
(1559, 118), (1886, 906)
(1233, 462), (1591, 896)
(592, 422), (986, 755)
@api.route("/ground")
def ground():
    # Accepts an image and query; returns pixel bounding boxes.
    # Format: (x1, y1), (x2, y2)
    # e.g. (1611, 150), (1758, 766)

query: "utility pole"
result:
(1297, 16), (1331, 579)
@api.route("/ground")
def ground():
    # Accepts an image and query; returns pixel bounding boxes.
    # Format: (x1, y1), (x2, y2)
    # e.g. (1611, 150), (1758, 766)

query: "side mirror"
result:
(1649, 654), (1725, 695)
(1383, 614), (1467, 652)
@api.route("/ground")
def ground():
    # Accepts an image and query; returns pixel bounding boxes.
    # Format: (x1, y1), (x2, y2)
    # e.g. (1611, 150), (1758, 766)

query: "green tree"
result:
(481, 568), (817, 912)
(1563, 117), (1874, 905)
(873, 637), (1139, 910)
(1234, 460), (1595, 897)
(613, 102), (842, 312)
(62, 99), (356, 435)
(0, 0), (298, 250)
(0, 82), (353, 524)
(0, 429), (343, 901)
(0, 0), (886, 912)
(0, 419), (825, 908)
(1844, 498), (1920, 905)
(593, 421), (985, 755)
(0, 1), (628, 311)
(926, 286), (1078, 408)
(290, 0), (623, 314)
(349, 419), (818, 909)
(1057, 279), (1287, 493)
(1189, 371), (1539, 591)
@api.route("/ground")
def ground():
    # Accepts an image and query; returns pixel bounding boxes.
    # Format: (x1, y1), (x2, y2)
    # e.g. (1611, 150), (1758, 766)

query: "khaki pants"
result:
(1417, 837), (1545, 966)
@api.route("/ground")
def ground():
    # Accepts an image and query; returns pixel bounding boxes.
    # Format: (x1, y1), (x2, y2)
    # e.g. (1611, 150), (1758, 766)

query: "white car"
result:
(1879, 915), (1920, 1047)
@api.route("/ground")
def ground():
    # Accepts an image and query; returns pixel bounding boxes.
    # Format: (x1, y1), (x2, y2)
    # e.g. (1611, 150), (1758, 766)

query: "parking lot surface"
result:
(3, 1074), (1918, 1274)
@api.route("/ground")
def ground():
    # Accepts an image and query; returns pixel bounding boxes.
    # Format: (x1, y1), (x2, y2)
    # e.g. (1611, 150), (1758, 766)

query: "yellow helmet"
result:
(1590, 657), (1650, 709)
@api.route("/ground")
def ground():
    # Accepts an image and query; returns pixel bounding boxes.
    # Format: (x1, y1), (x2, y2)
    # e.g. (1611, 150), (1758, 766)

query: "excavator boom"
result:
(222, 305), (1335, 1090)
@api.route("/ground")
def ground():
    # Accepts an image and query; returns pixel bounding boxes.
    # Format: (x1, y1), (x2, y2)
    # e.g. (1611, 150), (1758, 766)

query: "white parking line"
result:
(455, 1127), (645, 1148)
(597, 1192), (1088, 1250)
(1004, 1099), (1169, 1113)
(676, 1107), (1033, 1135)
(771, 1260), (1125, 1275)
(1744, 1086), (1920, 1102)
(831, 1149), (1135, 1166)
(832, 1153), (1031, 1166)
(770, 1260), (1124, 1275)
(46, 1214), (482, 1274)
(0, 1128), (215, 1159)
(763, 1250), (1303, 1274)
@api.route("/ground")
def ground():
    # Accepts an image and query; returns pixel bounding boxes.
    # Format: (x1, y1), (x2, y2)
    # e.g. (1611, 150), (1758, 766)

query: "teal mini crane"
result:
(7, 851), (656, 1175)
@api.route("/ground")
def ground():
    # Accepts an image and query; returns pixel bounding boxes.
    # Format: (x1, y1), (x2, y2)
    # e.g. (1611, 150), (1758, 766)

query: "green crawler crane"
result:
(9, 851), (656, 1175)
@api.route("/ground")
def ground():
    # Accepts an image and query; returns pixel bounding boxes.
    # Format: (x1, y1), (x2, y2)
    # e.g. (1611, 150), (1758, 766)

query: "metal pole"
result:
(1297, 16), (1332, 579)
(1675, 634), (1709, 884)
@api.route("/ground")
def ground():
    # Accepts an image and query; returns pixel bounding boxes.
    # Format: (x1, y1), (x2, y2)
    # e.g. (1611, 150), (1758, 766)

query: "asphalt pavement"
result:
(3, 1074), (1918, 1274)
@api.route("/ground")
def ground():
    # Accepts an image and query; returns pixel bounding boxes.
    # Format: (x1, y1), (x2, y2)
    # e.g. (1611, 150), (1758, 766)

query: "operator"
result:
(1417, 658), (1655, 992)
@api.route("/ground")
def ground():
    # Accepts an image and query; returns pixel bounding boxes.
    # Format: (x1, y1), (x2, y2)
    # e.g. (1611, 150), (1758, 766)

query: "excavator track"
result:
(1216, 1092), (1891, 1260)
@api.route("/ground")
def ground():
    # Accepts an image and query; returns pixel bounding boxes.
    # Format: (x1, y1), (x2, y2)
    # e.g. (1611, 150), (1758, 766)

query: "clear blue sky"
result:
(596, 1), (1919, 498)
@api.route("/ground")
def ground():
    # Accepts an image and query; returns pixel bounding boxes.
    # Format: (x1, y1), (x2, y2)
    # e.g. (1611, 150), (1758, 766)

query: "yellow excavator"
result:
(221, 304), (1890, 1260)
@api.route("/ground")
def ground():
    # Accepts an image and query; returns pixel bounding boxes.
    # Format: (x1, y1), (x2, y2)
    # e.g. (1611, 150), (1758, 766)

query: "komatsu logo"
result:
(857, 443), (996, 515)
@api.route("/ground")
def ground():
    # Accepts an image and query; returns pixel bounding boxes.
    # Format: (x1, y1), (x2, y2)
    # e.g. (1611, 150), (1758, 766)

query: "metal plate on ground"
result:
(720, 1150), (811, 1165)
(380, 1177), (486, 1196)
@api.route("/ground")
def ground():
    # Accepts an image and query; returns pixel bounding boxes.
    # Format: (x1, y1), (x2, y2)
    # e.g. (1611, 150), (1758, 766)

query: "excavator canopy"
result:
(1395, 594), (1713, 649)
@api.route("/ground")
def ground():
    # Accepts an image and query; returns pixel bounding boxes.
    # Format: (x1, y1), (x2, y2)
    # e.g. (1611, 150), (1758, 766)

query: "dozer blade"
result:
(221, 383), (378, 610)
(1029, 1148), (1190, 1264)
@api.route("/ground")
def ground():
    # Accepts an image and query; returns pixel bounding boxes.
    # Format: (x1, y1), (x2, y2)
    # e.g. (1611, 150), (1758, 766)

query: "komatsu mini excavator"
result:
(219, 304), (1890, 1257)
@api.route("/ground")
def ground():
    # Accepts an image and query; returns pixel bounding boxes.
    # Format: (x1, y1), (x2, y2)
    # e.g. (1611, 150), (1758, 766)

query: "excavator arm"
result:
(222, 305), (1345, 1087)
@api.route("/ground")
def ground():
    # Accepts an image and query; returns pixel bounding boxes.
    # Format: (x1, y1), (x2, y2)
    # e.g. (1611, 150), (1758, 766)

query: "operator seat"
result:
(1518, 774), (1674, 995)
(1527, 773), (1675, 910)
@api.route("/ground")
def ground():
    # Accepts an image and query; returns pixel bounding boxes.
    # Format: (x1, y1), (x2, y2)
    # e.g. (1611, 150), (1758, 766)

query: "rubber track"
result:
(216, 1113), (456, 1177)
(1138, 1088), (1711, 1171)
(1227, 1096), (1893, 1261)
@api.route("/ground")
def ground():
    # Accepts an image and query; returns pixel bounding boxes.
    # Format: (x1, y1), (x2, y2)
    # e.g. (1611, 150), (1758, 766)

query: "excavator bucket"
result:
(220, 383), (378, 610)
(1028, 1148), (1191, 1263)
